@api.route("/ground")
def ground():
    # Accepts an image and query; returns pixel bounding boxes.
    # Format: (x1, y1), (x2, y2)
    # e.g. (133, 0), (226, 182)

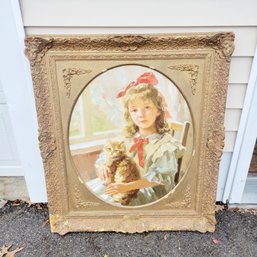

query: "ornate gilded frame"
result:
(25, 32), (234, 234)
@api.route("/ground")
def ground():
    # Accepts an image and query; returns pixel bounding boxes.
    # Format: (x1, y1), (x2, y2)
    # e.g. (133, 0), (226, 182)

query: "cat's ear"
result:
(103, 140), (112, 150)
(105, 139), (112, 145)
(119, 141), (126, 150)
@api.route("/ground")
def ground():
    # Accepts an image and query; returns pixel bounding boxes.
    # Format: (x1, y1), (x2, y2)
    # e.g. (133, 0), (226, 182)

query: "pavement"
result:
(0, 200), (257, 257)
(0, 177), (28, 201)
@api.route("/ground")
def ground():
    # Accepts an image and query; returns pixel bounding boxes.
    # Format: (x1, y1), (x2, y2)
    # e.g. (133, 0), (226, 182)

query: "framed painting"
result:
(25, 32), (234, 234)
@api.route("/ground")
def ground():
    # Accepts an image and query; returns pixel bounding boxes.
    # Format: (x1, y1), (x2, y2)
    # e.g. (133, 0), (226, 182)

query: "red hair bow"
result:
(117, 72), (171, 119)
(117, 72), (158, 98)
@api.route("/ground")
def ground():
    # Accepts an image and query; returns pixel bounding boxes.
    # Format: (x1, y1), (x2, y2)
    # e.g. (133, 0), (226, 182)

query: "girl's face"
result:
(128, 98), (160, 132)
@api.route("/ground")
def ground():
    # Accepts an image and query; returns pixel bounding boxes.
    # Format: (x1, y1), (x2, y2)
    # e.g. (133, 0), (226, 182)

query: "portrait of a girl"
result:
(87, 71), (186, 206)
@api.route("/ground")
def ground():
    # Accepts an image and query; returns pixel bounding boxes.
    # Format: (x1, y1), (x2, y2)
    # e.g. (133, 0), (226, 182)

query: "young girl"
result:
(90, 72), (185, 206)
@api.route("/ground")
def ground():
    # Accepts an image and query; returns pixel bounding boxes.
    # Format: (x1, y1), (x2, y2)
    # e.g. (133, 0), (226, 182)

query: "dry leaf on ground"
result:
(215, 204), (225, 212)
(35, 203), (42, 210)
(230, 207), (257, 215)
(0, 244), (24, 257)
(19, 197), (33, 207)
(42, 219), (49, 227)
(11, 200), (21, 207)
(144, 234), (151, 240)
(0, 200), (7, 209)
(164, 234), (169, 240)
(212, 239), (221, 245)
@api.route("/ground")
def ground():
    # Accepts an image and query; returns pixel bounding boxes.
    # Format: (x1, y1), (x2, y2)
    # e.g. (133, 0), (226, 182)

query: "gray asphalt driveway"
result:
(0, 201), (256, 257)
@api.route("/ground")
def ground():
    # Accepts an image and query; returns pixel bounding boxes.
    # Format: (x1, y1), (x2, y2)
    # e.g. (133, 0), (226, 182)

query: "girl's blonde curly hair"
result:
(123, 83), (170, 138)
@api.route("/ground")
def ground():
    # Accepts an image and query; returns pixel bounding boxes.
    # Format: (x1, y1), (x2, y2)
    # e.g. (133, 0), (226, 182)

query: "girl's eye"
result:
(145, 106), (150, 109)
(130, 109), (137, 112)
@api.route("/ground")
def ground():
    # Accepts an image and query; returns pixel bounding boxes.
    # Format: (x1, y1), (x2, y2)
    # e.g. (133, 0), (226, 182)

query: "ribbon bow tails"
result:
(129, 137), (149, 168)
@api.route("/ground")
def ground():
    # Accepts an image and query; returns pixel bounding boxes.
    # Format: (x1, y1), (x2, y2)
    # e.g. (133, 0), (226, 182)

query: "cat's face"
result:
(103, 141), (126, 159)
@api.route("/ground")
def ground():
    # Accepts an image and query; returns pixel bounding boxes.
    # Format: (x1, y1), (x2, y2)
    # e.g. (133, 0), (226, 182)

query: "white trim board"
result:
(0, 0), (47, 202)
(216, 153), (232, 202)
(223, 46), (257, 204)
(228, 204), (257, 209)
(241, 176), (257, 204)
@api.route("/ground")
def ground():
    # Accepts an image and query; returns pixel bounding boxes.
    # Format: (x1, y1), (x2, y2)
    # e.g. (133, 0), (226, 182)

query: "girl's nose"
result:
(138, 108), (145, 117)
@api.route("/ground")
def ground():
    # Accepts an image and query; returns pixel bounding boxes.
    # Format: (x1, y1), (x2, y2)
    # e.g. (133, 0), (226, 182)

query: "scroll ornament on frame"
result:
(168, 64), (199, 95)
(165, 184), (192, 208)
(74, 184), (100, 209)
(62, 68), (92, 98)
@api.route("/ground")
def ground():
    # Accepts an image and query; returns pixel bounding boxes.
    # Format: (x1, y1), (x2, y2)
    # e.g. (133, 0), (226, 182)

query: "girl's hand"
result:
(105, 179), (161, 195)
(105, 183), (131, 195)
(96, 165), (111, 182)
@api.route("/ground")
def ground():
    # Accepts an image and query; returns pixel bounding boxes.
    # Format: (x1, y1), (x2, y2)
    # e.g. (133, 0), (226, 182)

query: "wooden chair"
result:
(169, 121), (190, 184)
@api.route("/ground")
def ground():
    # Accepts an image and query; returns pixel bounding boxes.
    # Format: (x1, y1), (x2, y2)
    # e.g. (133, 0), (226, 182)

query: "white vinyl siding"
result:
(226, 84), (247, 109)
(20, 0), (257, 27)
(18, 0), (257, 202)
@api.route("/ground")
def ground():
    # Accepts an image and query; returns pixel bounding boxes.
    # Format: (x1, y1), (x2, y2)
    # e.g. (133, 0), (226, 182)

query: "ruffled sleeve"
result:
(143, 133), (186, 192)
(143, 151), (178, 192)
(151, 136), (185, 163)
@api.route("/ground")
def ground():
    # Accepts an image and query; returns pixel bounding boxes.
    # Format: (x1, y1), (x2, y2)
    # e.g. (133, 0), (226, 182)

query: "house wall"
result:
(3, 0), (256, 202)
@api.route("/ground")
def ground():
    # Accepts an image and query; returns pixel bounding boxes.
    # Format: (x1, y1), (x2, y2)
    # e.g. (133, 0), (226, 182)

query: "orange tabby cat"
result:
(103, 140), (140, 205)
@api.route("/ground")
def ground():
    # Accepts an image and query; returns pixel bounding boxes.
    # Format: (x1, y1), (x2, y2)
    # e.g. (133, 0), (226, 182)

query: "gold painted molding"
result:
(74, 184), (100, 209)
(165, 185), (192, 208)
